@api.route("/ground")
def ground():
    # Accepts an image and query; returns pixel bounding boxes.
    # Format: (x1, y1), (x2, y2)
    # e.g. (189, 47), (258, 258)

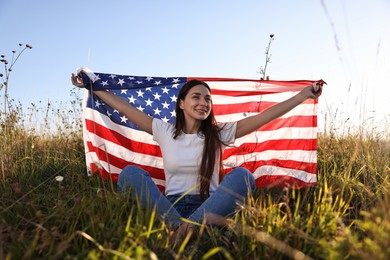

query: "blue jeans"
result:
(117, 166), (255, 228)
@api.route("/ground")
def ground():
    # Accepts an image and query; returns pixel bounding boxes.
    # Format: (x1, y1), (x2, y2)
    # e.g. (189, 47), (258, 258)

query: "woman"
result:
(71, 73), (323, 237)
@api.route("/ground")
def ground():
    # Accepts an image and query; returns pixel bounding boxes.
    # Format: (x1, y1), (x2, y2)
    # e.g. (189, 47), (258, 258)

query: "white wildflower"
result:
(55, 176), (64, 182)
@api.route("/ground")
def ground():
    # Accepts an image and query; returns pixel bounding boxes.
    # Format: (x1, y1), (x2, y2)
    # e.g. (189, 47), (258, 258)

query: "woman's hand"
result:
(71, 73), (85, 88)
(301, 80), (325, 99)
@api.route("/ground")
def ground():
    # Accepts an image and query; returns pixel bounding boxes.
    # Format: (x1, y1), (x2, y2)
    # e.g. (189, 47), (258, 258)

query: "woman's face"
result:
(179, 84), (212, 122)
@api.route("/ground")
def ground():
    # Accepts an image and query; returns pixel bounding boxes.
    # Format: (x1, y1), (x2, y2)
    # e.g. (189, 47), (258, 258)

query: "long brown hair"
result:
(173, 79), (224, 200)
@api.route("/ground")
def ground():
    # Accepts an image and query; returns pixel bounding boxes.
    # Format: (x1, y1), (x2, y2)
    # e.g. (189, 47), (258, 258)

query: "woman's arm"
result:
(235, 83), (323, 139)
(71, 74), (153, 135)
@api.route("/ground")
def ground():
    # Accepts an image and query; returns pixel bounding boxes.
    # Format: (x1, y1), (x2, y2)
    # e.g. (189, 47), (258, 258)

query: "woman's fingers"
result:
(312, 79), (326, 94)
(71, 73), (84, 88)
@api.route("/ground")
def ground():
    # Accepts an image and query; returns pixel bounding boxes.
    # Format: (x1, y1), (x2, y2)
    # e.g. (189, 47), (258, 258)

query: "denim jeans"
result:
(117, 165), (255, 228)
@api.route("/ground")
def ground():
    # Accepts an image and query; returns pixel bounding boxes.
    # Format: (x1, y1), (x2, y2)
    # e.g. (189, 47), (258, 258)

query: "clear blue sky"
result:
(1, 0), (389, 133)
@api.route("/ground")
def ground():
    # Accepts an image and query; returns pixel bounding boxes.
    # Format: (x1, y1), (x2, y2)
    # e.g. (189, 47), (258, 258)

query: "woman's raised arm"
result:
(235, 82), (323, 139)
(71, 73), (153, 135)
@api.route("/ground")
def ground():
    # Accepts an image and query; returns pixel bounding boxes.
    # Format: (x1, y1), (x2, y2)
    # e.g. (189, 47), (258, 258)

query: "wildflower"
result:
(55, 176), (64, 182)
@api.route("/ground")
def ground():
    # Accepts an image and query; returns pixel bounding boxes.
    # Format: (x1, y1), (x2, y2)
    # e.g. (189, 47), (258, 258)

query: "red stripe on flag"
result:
(236, 159), (317, 174)
(223, 138), (317, 158)
(211, 89), (278, 96)
(213, 101), (274, 114)
(86, 141), (165, 180)
(260, 116), (317, 131)
(85, 119), (162, 157)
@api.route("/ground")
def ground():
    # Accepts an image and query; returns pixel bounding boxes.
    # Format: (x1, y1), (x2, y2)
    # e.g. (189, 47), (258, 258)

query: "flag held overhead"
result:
(79, 67), (320, 191)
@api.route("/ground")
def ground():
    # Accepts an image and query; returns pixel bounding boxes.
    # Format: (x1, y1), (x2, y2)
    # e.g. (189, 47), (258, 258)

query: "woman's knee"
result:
(117, 165), (149, 191)
(225, 167), (255, 190)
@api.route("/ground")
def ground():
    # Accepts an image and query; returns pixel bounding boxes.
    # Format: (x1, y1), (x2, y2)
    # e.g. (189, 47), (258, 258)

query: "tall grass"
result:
(1, 96), (389, 259)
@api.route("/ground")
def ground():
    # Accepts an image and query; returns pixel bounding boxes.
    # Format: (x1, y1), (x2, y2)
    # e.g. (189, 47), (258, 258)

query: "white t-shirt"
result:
(152, 118), (237, 196)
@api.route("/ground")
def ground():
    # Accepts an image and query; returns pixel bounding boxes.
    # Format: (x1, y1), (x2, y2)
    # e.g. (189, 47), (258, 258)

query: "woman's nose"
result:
(199, 97), (207, 106)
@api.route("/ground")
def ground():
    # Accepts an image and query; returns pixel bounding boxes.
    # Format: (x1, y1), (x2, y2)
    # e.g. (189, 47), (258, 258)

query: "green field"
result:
(1, 95), (389, 259)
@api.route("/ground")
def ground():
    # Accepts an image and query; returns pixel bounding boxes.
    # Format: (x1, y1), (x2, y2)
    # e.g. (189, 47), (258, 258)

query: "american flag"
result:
(80, 69), (319, 191)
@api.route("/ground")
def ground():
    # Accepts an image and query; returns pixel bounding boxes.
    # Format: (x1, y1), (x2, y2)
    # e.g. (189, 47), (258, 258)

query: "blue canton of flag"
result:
(82, 73), (186, 130)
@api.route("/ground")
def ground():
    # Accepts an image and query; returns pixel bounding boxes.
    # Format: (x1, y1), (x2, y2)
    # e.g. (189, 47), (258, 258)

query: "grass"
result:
(1, 97), (390, 259)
